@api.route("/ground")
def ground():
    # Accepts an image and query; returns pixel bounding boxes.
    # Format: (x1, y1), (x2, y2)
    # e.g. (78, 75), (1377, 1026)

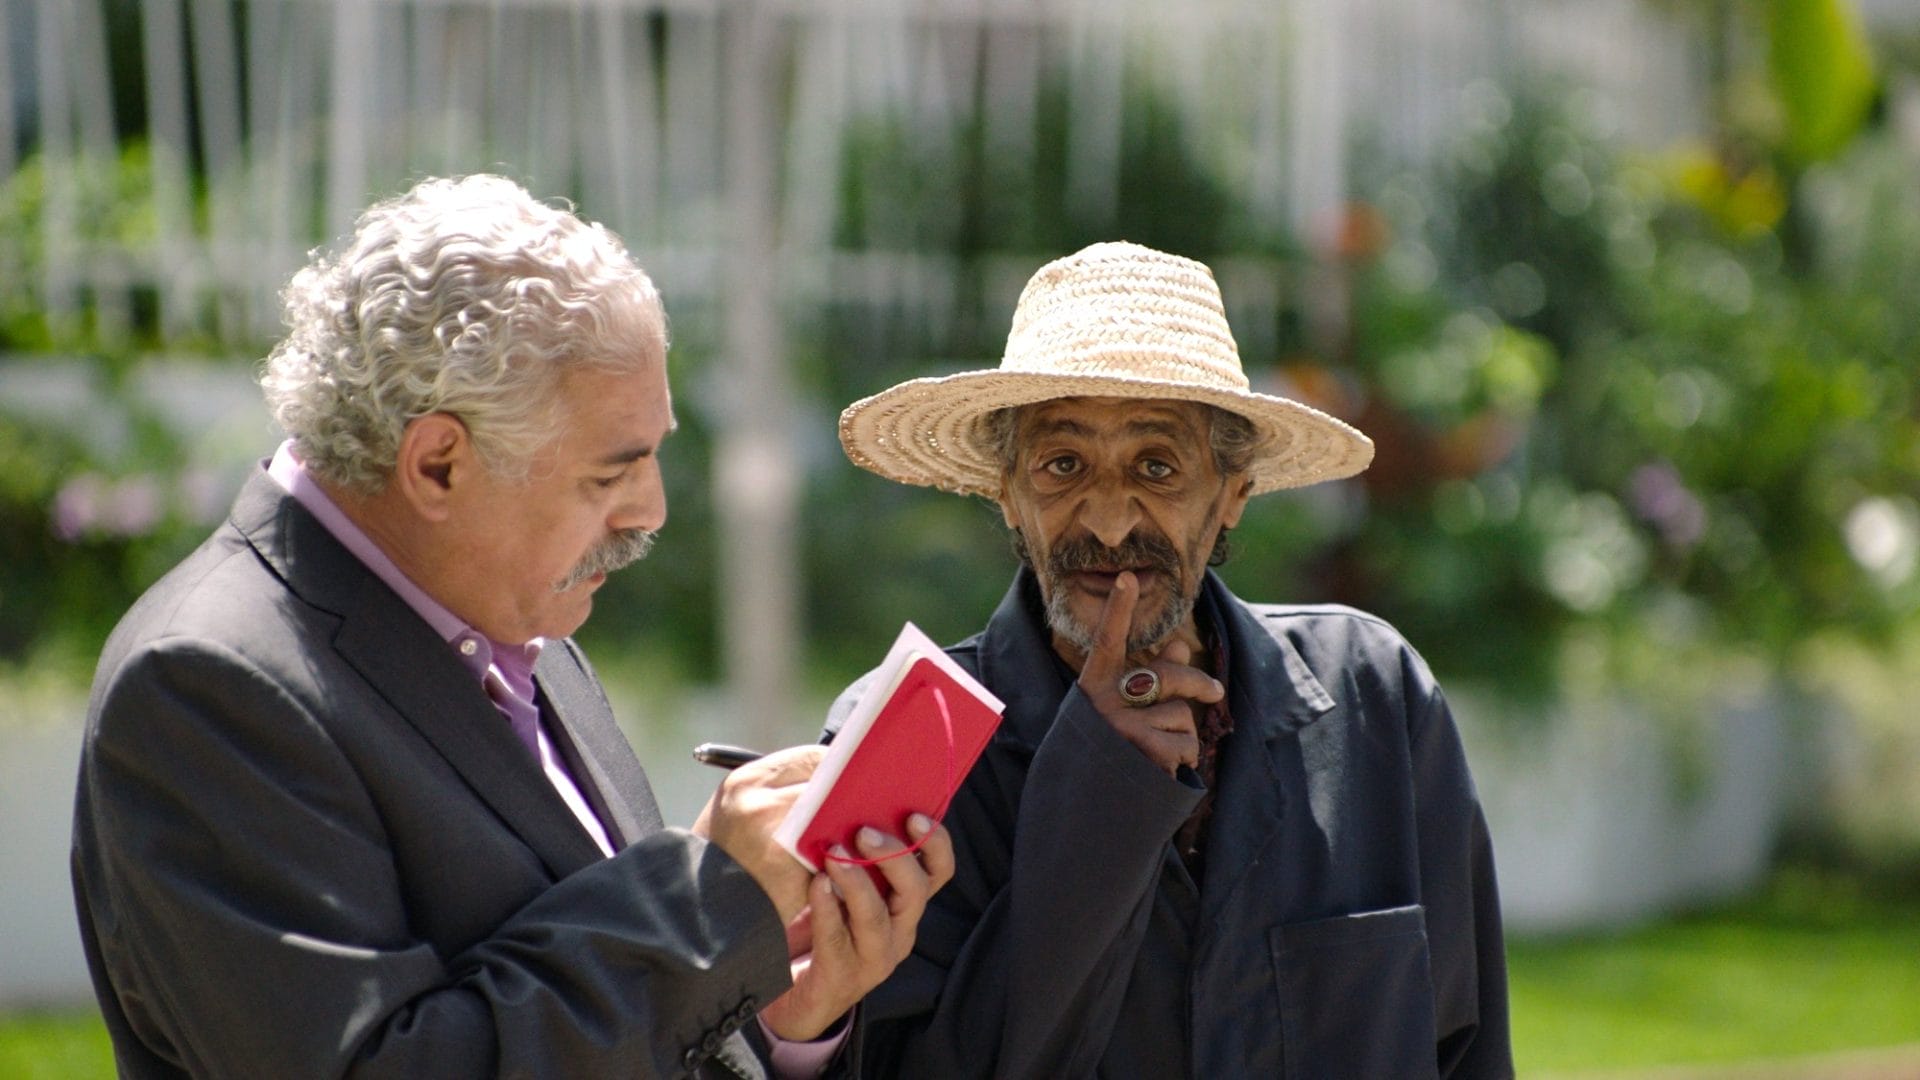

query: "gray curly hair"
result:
(261, 174), (667, 494)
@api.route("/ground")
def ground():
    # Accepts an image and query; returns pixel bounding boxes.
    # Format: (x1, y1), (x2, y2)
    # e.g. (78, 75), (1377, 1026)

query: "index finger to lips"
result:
(1080, 570), (1139, 686)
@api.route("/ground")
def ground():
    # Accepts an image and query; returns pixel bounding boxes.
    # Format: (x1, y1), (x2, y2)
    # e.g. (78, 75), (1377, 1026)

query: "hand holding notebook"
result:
(774, 623), (1004, 884)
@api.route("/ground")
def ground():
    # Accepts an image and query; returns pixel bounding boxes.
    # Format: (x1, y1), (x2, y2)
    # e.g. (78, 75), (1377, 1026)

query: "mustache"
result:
(1045, 530), (1183, 580)
(1037, 529), (1191, 657)
(555, 528), (656, 593)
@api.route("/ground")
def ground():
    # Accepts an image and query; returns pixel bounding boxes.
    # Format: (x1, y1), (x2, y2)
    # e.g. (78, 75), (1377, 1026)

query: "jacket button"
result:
(682, 1046), (704, 1071)
(733, 999), (758, 1023)
(701, 1031), (721, 1053)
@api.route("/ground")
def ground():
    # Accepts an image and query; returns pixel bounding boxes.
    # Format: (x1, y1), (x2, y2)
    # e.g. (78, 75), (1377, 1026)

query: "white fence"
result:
(7, 0), (1713, 343)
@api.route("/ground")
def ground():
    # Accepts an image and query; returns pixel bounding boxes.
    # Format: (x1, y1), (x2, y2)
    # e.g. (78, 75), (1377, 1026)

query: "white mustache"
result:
(555, 529), (656, 593)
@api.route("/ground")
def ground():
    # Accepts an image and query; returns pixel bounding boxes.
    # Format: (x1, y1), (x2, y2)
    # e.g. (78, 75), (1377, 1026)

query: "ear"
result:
(1217, 476), (1254, 530)
(390, 413), (473, 522)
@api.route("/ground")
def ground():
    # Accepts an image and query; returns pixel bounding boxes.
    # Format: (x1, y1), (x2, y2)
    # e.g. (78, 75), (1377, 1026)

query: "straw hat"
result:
(838, 241), (1375, 498)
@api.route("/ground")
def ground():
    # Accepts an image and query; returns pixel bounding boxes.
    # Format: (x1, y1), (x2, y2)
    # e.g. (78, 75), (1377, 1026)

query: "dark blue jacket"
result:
(828, 569), (1511, 1079)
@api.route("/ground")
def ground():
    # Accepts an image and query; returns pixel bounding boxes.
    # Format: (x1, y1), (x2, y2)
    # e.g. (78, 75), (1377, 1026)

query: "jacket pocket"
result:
(1269, 904), (1439, 1080)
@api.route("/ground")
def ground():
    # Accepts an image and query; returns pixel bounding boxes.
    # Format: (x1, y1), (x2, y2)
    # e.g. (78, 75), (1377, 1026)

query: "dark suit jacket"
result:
(828, 570), (1512, 1079)
(71, 472), (792, 1079)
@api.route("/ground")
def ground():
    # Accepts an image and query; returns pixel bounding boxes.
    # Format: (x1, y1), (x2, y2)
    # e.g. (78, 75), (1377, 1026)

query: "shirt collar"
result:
(266, 441), (544, 682)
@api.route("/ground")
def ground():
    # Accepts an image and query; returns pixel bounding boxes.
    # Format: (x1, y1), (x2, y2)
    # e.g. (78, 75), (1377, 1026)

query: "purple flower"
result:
(1630, 462), (1706, 552)
(52, 474), (108, 541)
(51, 472), (170, 541)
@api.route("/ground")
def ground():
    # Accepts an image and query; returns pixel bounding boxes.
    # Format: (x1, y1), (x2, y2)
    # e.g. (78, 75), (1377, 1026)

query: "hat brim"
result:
(838, 368), (1375, 498)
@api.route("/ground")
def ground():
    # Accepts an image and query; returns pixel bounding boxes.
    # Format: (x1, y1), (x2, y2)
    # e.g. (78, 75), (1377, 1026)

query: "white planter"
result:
(1451, 678), (1790, 934)
(0, 713), (93, 1007)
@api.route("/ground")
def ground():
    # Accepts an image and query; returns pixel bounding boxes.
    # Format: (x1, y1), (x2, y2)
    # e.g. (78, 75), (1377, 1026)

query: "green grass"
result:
(4, 866), (1915, 1078)
(1510, 864), (1920, 1072)
(0, 1011), (113, 1080)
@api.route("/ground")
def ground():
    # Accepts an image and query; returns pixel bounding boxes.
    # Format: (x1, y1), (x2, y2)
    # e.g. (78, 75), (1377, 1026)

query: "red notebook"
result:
(775, 622), (1004, 881)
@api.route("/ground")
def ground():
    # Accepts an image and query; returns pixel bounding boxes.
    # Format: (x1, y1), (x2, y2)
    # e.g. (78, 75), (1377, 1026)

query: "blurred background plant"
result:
(1302, 81), (1920, 701)
(0, 142), (253, 670)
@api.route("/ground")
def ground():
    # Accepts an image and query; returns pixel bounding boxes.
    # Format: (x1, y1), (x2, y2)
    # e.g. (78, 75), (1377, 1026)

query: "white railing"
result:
(7, 0), (1714, 345)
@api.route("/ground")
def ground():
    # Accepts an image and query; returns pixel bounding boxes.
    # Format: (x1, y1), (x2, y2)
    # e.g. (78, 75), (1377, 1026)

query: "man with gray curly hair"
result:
(72, 175), (951, 1079)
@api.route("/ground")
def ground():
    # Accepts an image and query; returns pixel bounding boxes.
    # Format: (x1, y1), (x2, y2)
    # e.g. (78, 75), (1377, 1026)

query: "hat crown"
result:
(1004, 241), (1250, 392)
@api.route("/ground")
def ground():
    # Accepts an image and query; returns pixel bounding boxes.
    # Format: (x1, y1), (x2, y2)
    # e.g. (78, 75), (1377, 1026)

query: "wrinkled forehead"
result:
(1015, 396), (1214, 446)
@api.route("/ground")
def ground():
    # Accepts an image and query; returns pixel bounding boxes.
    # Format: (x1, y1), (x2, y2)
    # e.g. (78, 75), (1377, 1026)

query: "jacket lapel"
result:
(535, 641), (665, 847)
(974, 570), (1075, 755)
(232, 471), (607, 881)
(1199, 573), (1336, 919)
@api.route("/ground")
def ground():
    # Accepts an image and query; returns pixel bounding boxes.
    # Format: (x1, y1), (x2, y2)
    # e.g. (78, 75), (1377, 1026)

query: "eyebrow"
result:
(1026, 415), (1193, 442)
(1028, 418), (1095, 440)
(595, 418), (679, 467)
(1120, 417), (1190, 440)
(596, 445), (654, 467)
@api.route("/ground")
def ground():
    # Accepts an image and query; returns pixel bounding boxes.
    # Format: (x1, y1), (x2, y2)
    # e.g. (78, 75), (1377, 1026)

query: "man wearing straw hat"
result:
(832, 242), (1511, 1077)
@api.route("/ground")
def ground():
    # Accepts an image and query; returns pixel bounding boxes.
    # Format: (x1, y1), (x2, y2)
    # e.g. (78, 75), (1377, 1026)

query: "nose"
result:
(1076, 481), (1142, 549)
(610, 460), (667, 534)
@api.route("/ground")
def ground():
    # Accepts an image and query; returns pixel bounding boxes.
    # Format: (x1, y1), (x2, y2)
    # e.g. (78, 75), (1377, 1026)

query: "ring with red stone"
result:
(1118, 667), (1162, 707)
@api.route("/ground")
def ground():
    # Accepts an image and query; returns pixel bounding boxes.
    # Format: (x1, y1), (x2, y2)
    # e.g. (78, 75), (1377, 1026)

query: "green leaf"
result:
(1768, 0), (1878, 163)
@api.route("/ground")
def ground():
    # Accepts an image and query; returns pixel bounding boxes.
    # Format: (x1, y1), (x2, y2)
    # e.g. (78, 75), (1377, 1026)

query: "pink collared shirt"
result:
(267, 443), (614, 857)
(266, 445), (845, 1074)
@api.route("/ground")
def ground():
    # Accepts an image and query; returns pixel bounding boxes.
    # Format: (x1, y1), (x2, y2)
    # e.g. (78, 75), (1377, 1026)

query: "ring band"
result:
(1118, 667), (1161, 707)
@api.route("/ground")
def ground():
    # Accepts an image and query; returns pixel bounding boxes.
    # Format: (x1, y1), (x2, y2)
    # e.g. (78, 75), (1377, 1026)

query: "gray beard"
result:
(1018, 527), (1196, 655)
(555, 528), (656, 593)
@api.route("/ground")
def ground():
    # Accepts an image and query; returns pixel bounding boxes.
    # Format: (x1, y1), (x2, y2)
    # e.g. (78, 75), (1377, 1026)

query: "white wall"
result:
(0, 705), (94, 1007)
(1456, 679), (1792, 933)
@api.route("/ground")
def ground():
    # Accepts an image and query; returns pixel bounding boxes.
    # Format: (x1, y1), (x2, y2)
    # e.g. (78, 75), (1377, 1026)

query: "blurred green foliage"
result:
(1767, 0), (1879, 164)
(1315, 84), (1920, 692)
(0, 142), (162, 354)
(0, 145), (252, 671)
(2, 66), (1916, 710)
